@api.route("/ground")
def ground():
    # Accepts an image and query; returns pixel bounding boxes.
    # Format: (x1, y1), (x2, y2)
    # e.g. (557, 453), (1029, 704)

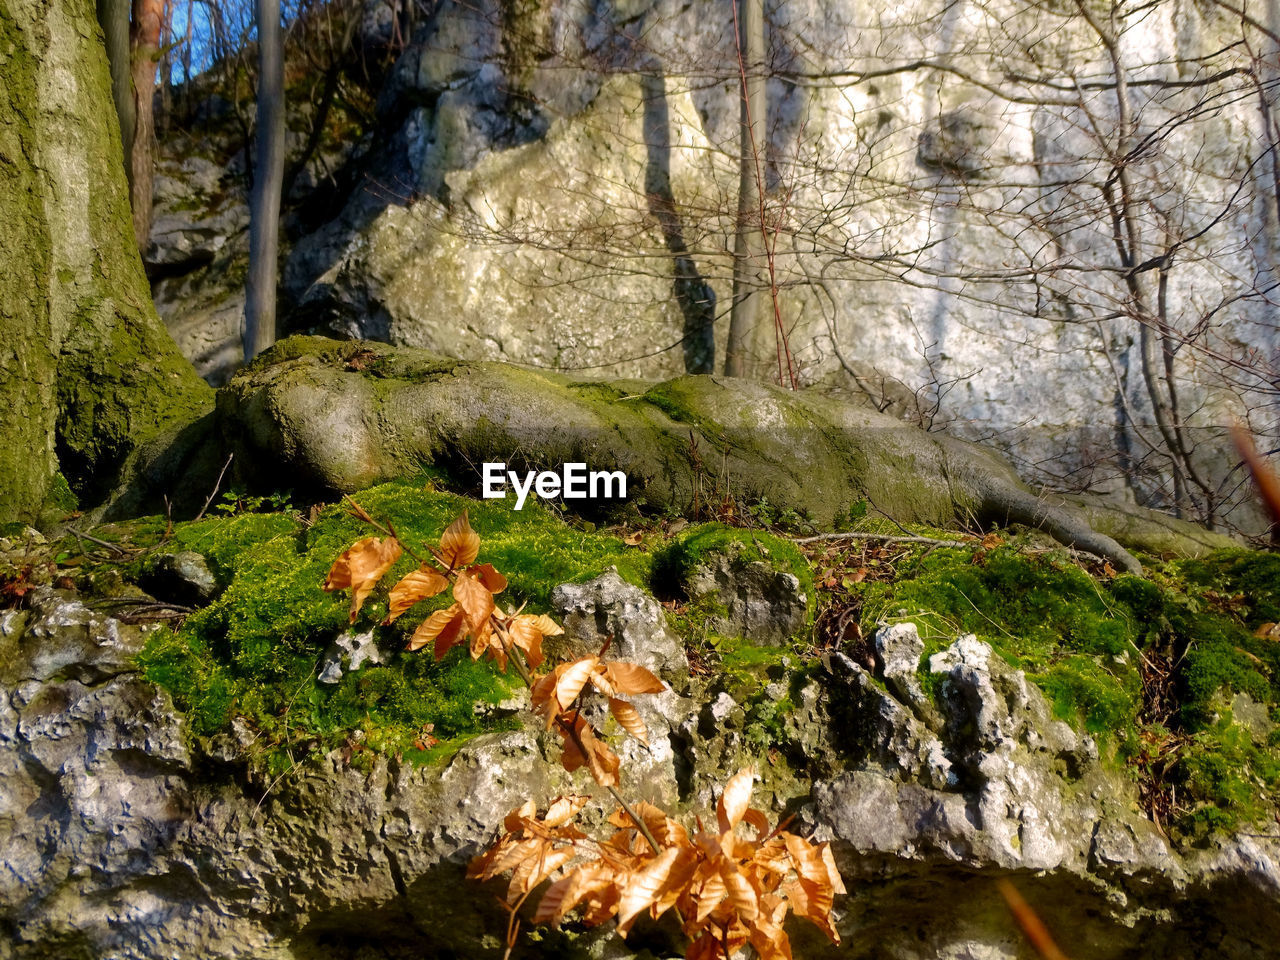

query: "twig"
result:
(345, 496), (432, 567)
(505, 646), (667, 861)
(789, 531), (972, 548)
(66, 528), (128, 555)
(194, 453), (234, 521)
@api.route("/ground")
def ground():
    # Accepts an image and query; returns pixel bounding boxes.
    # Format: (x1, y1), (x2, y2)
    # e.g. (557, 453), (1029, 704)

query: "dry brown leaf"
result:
(608, 698), (648, 745)
(406, 604), (467, 655)
(471, 620), (498, 665)
(717, 769), (756, 834)
(602, 662), (666, 696)
(386, 566), (449, 621)
(542, 795), (591, 828)
(324, 536), (403, 623)
(553, 657), (600, 714)
(533, 861), (621, 927)
(508, 614), (560, 669)
(439, 512), (480, 569)
(454, 570), (495, 633)
(616, 846), (684, 934)
(530, 671), (558, 725)
(557, 714), (620, 786)
(609, 801), (689, 850)
(471, 562), (508, 594)
(508, 845), (577, 902)
(718, 860), (760, 922)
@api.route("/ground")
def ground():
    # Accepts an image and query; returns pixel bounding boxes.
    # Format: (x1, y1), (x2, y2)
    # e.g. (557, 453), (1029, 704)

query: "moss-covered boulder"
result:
(220, 337), (1239, 575)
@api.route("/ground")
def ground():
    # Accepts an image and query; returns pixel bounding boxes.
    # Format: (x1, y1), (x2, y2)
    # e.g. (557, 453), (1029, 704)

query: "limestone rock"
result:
(317, 628), (384, 684)
(5, 568), (1279, 959)
(141, 550), (220, 607)
(683, 538), (807, 645)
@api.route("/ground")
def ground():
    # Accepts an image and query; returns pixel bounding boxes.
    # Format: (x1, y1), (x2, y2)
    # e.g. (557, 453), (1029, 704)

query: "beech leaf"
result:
(602, 662), (666, 695)
(386, 566), (448, 621)
(470, 562), (507, 594)
(406, 604), (466, 656)
(558, 714), (620, 786)
(608, 698), (648, 745)
(542, 795), (591, 828)
(509, 614), (560, 669)
(553, 657), (600, 713)
(717, 769), (756, 834)
(324, 536), (403, 623)
(616, 845), (683, 934)
(438, 511), (480, 568)
(454, 571), (495, 633)
(534, 862), (619, 927)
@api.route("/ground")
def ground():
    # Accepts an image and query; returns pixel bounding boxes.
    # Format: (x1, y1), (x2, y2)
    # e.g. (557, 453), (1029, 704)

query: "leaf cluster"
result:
(469, 770), (844, 960)
(325, 507), (845, 959)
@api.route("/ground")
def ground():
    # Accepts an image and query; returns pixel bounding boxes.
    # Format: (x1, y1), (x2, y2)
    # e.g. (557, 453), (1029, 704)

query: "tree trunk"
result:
(0, 0), (212, 523)
(723, 0), (766, 378)
(244, 0), (286, 361)
(96, 0), (134, 188)
(129, 0), (164, 253)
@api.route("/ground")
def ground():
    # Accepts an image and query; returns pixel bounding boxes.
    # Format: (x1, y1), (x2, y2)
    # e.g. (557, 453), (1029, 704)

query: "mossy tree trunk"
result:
(0, 0), (212, 523)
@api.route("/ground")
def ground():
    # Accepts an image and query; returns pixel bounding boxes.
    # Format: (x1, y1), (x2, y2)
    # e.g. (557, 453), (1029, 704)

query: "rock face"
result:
(148, 0), (1278, 531)
(5, 581), (1280, 958)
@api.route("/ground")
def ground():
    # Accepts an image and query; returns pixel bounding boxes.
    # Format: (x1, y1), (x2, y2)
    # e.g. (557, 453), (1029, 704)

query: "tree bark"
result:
(129, 0), (164, 253)
(0, 0), (212, 523)
(724, 0), (766, 378)
(96, 0), (134, 188)
(244, 0), (286, 361)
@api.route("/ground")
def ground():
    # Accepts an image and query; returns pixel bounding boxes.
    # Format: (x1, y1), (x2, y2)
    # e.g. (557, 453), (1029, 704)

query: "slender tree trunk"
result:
(244, 0), (286, 361)
(129, 0), (164, 253)
(724, 0), (766, 378)
(96, 0), (135, 187)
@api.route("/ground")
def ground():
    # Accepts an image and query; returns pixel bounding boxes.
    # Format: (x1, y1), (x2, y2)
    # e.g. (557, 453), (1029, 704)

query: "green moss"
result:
(139, 479), (650, 765)
(653, 522), (815, 625)
(842, 541), (1280, 835)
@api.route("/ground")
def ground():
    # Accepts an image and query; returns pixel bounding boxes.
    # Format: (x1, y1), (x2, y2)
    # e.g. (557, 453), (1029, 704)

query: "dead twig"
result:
(789, 531), (972, 548)
(194, 453), (235, 522)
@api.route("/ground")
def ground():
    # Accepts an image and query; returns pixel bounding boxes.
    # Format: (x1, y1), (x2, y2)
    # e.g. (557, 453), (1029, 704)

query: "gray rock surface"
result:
(684, 539), (807, 645)
(317, 628), (385, 684)
(551, 569), (689, 682)
(142, 550), (220, 606)
(147, 0), (1278, 532)
(4, 584), (1280, 958)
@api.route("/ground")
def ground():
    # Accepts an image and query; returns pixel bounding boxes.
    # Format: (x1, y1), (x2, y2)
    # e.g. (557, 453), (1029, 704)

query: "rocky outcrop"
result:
(5, 576), (1280, 959)
(146, 0), (1278, 532)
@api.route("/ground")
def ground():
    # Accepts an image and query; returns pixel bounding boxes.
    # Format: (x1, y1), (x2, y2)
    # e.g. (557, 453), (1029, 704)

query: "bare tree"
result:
(244, 0), (286, 360)
(128, 0), (166, 251)
(725, 0), (767, 378)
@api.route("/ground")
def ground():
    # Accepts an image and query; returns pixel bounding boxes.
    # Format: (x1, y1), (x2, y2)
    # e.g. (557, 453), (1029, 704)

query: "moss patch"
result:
(840, 541), (1280, 837)
(138, 479), (651, 766)
(653, 522), (816, 625)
